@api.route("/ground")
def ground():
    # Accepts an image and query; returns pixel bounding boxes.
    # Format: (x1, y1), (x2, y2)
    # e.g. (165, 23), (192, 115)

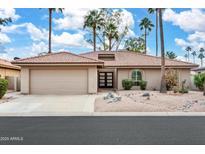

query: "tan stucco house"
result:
(12, 51), (198, 95)
(0, 58), (21, 90)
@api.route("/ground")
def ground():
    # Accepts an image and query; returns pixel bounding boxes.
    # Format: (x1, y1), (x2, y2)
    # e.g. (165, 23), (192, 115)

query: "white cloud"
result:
(118, 9), (135, 37)
(187, 31), (205, 42)
(175, 38), (189, 48)
(52, 32), (90, 48)
(0, 22), (48, 41)
(176, 56), (186, 62)
(163, 8), (205, 32)
(31, 41), (48, 55)
(26, 23), (48, 41)
(0, 23), (25, 33)
(53, 8), (92, 30)
(0, 32), (11, 44)
(0, 8), (20, 21)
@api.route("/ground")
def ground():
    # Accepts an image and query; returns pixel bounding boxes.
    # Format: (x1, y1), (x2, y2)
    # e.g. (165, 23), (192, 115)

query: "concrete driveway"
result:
(0, 92), (96, 116)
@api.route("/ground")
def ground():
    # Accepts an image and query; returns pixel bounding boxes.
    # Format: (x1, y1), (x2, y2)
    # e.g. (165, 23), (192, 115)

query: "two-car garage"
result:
(20, 66), (98, 95)
(30, 69), (88, 95)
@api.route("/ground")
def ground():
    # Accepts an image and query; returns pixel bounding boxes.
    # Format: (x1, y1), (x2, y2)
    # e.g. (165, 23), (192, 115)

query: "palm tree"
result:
(84, 10), (104, 52)
(104, 22), (119, 50)
(184, 53), (188, 61)
(185, 46), (191, 62)
(139, 17), (154, 54)
(124, 37), (145, 52)
(166, 51), (177, 59)
(200, 47), (205, 53)
(198, 52), (205, 67)
(148, 8), (158, 56)
(0, 17), (12, 30)
(191, 51), (197, 63)
(48, 8), (63, 54)
(159, 8), (167, 93)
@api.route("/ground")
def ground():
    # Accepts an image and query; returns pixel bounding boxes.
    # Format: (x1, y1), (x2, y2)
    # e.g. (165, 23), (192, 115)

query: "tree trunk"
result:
(93, 24), (96, 52)
(48, 8), (52, 54)
(103, 35), (106, 51)
(204, 81), (205, 96)
(156, 9), (158, 56)
(144, 29), (146, 54)
(201, 59), (203, 67)
(159, 8), (167, 93)
(109, 36), (112, 51)
(193, 56), (195, 63)
(188, 51), (190, 62)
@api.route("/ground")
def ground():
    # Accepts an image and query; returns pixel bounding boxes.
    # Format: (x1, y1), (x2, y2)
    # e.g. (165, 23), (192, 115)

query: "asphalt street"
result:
(0, 116), (205, 145)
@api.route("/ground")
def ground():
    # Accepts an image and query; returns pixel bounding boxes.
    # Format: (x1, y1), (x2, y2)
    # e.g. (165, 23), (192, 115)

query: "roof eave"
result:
(12, 62), (104, 67)
(103, 65), (198, 68)
(0, 64), (21, 70)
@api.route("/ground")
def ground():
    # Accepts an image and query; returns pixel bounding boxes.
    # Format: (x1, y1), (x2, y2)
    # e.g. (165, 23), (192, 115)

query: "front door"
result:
(98, 72), (113, 88)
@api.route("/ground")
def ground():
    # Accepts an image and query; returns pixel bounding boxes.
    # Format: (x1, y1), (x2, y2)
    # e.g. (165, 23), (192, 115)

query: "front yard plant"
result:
(0, 78), (8, 99)
(122, 79), (133, 90)
(139, 80), (147, 90)
(165, 69), (178, 90)
(194, 73), (205, 91)
(179, 80), (189, 93)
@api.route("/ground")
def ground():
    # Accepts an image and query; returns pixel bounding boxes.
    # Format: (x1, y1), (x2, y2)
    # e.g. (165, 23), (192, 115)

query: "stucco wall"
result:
(88, 67), (98, 93)
(21, 67), (29, 94)
(117, 68), (192, 90)
(0, 67), (20, 78)
(178, 69), (191, 88)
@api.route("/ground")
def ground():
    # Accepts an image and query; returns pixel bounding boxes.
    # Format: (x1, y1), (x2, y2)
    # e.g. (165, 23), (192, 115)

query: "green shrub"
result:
(194, 73), (205, 91)
(122, 79), (133, 90)
(139, 80), (147, 90)
(165, 69), (178, 90)
(0, 79), (8, 99)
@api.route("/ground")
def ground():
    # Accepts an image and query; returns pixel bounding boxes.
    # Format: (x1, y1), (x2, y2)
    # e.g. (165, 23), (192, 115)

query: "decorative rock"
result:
(104, 92), (114, 100)
(142, 93), (150, 97)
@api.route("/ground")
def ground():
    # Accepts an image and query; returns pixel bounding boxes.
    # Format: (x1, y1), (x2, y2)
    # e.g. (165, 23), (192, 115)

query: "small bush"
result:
(139, 80), (147, 90)
(173, 86), (179, 93)
(122, 79), (133, 90)
(179, 80), (189, 94)
(165, 69), (178, 90)
(0, 79), (8, 99)
(194, 73), (205, 91)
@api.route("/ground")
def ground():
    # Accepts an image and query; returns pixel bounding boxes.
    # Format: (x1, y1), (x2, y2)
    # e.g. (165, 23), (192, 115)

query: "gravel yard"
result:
(95, 90), (205, 112)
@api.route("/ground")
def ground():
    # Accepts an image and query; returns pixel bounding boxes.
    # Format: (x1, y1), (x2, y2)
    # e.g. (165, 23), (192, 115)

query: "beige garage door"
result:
(30, 69), (88, 94)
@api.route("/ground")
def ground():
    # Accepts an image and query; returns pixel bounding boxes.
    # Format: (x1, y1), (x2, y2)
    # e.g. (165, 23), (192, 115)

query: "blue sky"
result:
(0, 8), (205, 64)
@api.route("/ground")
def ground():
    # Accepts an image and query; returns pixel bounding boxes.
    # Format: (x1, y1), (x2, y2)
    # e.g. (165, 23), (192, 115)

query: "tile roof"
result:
(0, 58), (20, 70)
(191, 67), (205, 71)
(12, 50), (198, 68)
(12, 52), (104, 65)
(81, 50), (198, 68)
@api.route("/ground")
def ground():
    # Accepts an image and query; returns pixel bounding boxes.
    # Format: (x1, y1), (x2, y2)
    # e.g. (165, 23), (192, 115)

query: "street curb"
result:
(1, 112), (205, 116)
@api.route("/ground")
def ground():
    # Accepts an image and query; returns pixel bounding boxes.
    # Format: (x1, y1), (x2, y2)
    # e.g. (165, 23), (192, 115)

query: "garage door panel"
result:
(30, 69), (88, 94)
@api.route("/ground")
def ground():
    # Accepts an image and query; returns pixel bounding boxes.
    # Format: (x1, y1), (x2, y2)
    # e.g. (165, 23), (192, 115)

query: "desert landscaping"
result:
(95, 90), (205, 112)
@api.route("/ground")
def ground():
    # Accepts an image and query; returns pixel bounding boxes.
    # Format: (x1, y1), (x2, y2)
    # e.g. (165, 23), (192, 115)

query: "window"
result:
(98, 54), (115, 61)
(131, 70), (142, 86)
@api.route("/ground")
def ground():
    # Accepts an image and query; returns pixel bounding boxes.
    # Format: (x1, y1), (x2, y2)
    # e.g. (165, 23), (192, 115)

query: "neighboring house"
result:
(190, 67), (205, 90)
(12, 51), (198, 95)
(191, 67), (205, 74)
(0, 58), (21, 91)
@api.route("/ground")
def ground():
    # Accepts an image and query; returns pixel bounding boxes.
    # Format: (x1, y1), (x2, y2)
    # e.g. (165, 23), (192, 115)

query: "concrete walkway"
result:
(0, 92), (96, 116)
